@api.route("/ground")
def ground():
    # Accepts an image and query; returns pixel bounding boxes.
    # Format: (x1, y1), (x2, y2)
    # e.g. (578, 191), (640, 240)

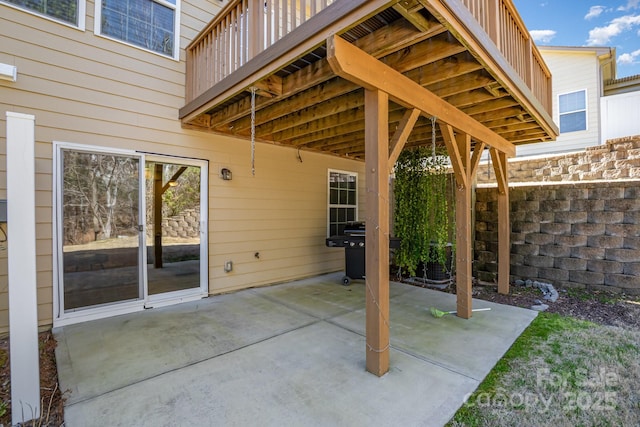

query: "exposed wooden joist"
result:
(207, 18), (445, 131)
(180, 0), (396, 122)
(327, 35), (516, 156)
(227, 33), (466, 134)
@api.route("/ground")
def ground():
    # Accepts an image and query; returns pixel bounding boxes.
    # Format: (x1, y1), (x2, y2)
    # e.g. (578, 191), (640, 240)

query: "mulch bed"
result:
(471, 283), (640, 329)
(405, 274), (640, 329)
(0, 331), (65, 426)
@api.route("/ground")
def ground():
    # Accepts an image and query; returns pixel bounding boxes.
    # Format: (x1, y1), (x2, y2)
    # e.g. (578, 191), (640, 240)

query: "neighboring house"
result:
(601, 74), (640, 142)
(516, 46), (640, 157)
(516, 46), (616, 157)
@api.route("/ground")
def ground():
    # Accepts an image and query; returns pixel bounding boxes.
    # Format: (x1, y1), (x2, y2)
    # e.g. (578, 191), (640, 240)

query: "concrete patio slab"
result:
(55, 272), (537, 426)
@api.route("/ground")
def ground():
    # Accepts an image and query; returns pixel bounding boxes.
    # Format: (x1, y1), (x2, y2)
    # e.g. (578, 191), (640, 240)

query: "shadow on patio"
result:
(54, 272), (536, 426)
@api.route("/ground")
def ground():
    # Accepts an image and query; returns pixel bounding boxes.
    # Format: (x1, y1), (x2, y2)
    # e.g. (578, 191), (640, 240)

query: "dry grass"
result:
(449, 313), (640, 427)
(0, 332), (65, 426)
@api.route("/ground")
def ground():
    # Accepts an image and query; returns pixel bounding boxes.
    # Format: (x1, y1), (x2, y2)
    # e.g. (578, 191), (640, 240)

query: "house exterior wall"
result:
(601, 91), (640, 142)
(0, 1), (365, 333)
(517, 49), (603, 157)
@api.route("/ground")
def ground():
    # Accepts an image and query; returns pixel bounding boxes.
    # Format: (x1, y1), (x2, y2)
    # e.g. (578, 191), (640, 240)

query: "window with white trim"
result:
(95, 0), (179, 58)
(559, 90), (587, 133)
(328, 170), (357, 236)
(3, 0), (84, 26)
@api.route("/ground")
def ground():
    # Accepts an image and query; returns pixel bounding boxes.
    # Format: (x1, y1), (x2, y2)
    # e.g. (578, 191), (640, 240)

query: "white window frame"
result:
(1, 0), (86, 30)
(94, 0), (181, 60)
(327, 169), (358, 237)
(558, 89), (588, 133)
(52, 142), (209, 326)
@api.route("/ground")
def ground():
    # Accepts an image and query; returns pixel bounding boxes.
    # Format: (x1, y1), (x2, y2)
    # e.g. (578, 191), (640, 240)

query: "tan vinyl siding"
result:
(0, 0), (365, 333)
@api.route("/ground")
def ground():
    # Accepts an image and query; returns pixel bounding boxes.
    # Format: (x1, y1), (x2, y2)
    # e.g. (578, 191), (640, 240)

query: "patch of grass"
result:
(448, 313), (640, 427)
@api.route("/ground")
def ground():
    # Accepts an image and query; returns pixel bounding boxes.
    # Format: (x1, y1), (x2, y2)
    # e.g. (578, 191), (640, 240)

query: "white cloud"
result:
(618, 49), (640, 64)
(587, 14), (640, 45)
(585, 5), (605, 20)
(618, 0), (640, 11)
(529, 29), (557, 43)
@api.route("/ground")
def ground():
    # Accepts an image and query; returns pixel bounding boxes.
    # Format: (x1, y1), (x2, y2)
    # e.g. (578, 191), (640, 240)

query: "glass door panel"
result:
(61, 150), (142, 310)
(145, 161), (201, 295)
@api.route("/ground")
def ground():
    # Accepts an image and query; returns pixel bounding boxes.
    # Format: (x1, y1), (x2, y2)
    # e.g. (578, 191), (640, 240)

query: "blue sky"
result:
(513, 0), (640, 78)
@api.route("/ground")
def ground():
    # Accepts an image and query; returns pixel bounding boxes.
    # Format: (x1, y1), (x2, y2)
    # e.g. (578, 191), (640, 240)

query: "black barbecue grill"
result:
(326, 222), (400, 285)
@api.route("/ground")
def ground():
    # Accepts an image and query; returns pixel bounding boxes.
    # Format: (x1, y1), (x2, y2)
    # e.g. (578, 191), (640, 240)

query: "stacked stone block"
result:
(475, 181), (640, 294)
(161, 208), (200, 238)
(477, 135), (640, 184)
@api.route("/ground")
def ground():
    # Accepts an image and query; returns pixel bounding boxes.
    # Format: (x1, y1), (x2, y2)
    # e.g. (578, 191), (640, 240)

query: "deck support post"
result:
(364, 89), (390, 377)
(491, 148), (510, 294)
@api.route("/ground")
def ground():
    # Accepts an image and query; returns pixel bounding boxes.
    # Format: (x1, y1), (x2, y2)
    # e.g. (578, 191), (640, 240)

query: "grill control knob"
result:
(359, 242), (364, 247)
(349, 242), (355, 247)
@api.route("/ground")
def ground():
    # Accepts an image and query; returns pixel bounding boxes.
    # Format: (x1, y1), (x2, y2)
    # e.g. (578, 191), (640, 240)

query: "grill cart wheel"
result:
(342, 276), (352, 286)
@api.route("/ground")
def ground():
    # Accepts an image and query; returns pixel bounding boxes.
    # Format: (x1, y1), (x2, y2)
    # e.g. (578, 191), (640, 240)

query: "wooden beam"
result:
(161, 166), (188, 194)
(491, 148), (510, 295)
(364, 89), (390, 376)
(469, 141), (486, 180)
(439, 123), (467, 188)
(388, 108), (420, 171)
(327, 35), (516, 157)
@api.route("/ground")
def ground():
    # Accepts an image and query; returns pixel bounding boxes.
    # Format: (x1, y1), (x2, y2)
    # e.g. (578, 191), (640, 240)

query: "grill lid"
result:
(343, 221), (365, 236)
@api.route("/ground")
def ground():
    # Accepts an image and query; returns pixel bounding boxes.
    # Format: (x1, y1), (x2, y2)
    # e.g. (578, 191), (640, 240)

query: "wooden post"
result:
(454, 132), (472, 319)
(364, 89), (390, 376)
(491, 148), (510, 295)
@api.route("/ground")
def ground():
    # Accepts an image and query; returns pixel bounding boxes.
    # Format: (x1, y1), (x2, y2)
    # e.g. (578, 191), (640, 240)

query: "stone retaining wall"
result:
(475, 181), (640, 294)
(477, 135), (640, 184)
(161, 208), (200, 238)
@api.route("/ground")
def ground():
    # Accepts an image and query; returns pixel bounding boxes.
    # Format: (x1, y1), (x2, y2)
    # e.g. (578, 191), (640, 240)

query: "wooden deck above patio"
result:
(179, 0), (558, 157)
(179, 0), (558, 378)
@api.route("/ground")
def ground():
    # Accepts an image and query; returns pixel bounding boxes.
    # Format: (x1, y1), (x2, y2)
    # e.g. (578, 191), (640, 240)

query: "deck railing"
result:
(185, 0), (335, 103)
(461, 0), (552, 113)
(186, 0), (552, 115)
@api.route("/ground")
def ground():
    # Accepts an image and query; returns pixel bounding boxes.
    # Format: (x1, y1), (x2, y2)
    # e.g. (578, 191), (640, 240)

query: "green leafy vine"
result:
(393, 146), (453, 276)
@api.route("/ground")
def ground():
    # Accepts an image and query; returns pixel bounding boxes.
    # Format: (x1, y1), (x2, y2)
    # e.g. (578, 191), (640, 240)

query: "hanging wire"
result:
(431, 116), (437, 161)
(251, 86), (257, 176)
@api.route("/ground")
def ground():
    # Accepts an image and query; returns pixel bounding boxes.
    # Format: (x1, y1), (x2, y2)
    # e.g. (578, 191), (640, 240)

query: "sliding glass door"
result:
(56, 145), (208, 319)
